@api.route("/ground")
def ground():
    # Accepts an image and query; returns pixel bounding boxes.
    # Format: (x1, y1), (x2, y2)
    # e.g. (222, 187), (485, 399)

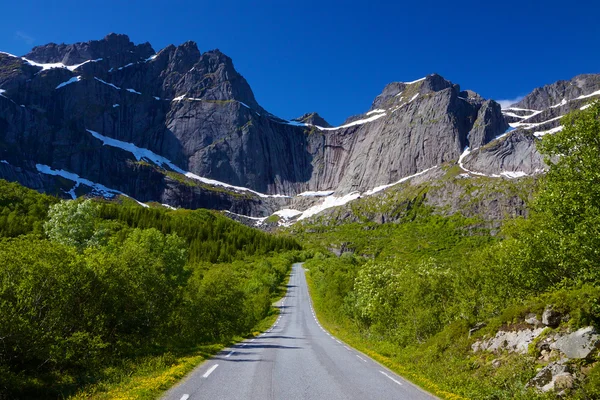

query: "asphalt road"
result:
(162, 263), (436, 400)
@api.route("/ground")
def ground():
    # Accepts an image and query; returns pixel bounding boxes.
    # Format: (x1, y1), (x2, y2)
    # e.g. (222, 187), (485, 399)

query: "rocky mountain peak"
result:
(292, 112), (331, 127)
(513, 73), (600, 110)
(24, 33), (154, 66)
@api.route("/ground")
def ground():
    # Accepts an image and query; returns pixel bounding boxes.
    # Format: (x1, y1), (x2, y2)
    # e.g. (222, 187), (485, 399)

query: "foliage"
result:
(301, 102), (600, 398)
(0, 183), (303, 398)
(0, 179), (57, 237)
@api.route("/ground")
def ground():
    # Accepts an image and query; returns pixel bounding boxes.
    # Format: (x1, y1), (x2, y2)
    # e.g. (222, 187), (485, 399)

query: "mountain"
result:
(0, 34), (599, 224)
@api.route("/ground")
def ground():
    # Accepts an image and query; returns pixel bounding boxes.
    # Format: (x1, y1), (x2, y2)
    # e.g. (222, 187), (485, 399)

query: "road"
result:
(162, 263), (436, 400)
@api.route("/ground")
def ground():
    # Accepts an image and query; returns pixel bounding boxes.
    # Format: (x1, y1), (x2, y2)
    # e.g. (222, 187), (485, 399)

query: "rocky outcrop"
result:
(551, 327), (600, 359)
(293, 112), (331, 127)
(471, 327), (545, 354)
(527, 362), (574, 394)
(512, 74), (600, 110)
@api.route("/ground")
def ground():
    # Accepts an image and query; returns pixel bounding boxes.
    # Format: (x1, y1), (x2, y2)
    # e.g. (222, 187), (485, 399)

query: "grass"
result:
(305, 272), (466, 400)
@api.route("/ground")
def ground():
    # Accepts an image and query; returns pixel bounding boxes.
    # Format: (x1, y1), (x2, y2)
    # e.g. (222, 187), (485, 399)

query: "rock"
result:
(527, 362), (571, 392)
(553, 372), (575, 391)
(551, 326), (600, 359)
(469, 322), (486, 337)
(471, 327), (545, 354)
(542, 307), (562, 327)
(293, 112), (331, 128)
(491, 359), (502, 368)
(513, 74), (600, 110)
(525, 313), (542, 327)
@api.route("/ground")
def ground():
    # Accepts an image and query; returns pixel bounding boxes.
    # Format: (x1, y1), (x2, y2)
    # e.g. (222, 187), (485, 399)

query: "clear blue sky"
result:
(1, 0), (598, 125)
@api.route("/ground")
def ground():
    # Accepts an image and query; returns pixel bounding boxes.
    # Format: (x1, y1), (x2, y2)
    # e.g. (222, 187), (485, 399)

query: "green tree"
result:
(44, 199), (99, 250)
(533, 100), (600, 284)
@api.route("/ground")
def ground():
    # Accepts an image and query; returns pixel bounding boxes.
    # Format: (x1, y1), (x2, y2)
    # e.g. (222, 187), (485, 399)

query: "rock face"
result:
(0, 33), (513, 214)
(0, 33), (598, 218)
(513, 74), (600, 110)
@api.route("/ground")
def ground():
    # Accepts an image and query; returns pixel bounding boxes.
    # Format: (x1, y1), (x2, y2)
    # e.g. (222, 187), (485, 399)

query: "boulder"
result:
(542, 307), (562, 327)
(551, 326), (600, 359)
(527, 362), (571, 393)
(525, 313), (542, 327)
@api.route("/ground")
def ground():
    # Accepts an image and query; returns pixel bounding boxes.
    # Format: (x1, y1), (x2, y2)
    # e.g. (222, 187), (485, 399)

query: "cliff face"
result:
(0, 33), (598, 221)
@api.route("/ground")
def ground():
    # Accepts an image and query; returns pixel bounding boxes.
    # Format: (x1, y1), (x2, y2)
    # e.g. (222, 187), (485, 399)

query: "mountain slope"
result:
(0, 33), (598, 223)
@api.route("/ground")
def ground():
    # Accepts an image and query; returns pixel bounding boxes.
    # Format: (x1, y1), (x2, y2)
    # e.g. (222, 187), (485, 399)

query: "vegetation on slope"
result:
(0, 184), (303, 399)
(299, 102), (600, 399)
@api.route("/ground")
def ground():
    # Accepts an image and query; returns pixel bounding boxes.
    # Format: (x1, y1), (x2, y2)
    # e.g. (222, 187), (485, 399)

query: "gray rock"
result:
(527, 362), (571, 392)
(471, 327), (545, 354)
(551, 326), (600, 359)
(513, 74), (600, 110)
(542, 307), (562, 327)
(525, 313), (542, 326)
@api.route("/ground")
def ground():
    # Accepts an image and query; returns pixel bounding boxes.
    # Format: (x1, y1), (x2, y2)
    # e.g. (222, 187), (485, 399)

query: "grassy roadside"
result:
(68, 264), (294, 400)
(304, 270), (465, 400)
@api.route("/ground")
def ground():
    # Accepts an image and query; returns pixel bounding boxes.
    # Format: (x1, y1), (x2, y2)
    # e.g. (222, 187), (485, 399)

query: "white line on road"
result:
(356, 355), (367, 362)
(380, 370), (403, 386)
(344, 346), (351, 350)
(335, 340), (342, 344)
(250, 339), (255, 342)
(225, 351), (235, 358)
(203, 364), (219, 378)
(180, 395), (189, 400)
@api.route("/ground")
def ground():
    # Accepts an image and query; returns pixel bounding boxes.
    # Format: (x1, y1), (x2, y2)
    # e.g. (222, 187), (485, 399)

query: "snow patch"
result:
(145, 55), (158, 62)
(86, 129), (289, 199)
(364, 166), (438, 195)
(534, 125), (564, 137)
(274, 209), (303, 219)
(126, 88), (142, 95)
(403, 77), (426, 85)
(55, 76), (81, 89)
(551, 98), (567, 108)
(36, 163), (148, 206)
(366, 109), (386, 116)
(298, 192), (362, 220)
(94, 77), (121, 90)
(224, 210), (267, 227)
(113, 104), (120, 108)
(162, 203), (176, 210)
(1, 160), (8, 164)
(118, 63), (134, 70)
(297, 190), (335, 197)
(575, 89), (600, 101)
(23, 57), (102, 72)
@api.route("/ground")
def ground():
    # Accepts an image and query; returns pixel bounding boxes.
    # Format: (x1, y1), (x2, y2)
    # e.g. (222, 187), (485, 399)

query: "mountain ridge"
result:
(0, 33), (599, 225)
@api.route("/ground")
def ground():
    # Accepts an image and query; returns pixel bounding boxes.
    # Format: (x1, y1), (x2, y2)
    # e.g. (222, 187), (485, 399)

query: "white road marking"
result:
(225, 351), (235, 358)
(344, 346), (351, 350)
(180, 395), (189, 400)
(203, 364), (219, 378)
(380, 370), (403, 386)
(335, 339), (342, 344)
(356, 355), (367, 363)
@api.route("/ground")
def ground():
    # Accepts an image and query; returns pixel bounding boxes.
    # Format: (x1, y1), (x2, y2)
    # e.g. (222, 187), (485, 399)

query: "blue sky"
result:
(1, 0), (598, 125)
